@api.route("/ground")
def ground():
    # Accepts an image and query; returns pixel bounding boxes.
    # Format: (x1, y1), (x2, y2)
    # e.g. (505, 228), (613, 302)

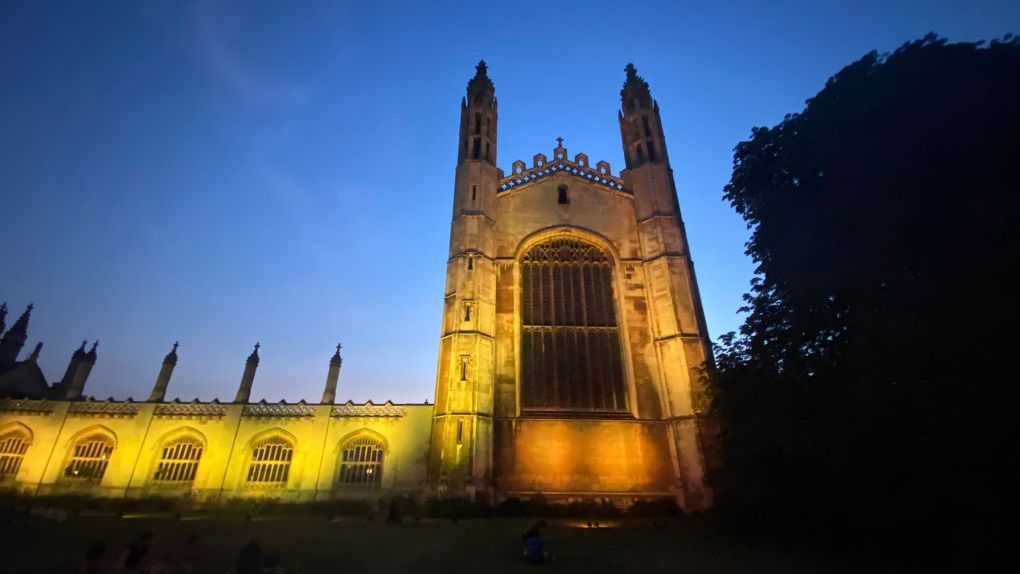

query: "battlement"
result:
(500, 140), (627, 193)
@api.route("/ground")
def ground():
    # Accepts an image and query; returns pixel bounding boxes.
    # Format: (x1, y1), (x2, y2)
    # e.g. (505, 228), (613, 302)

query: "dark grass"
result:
(0, 514), (884, 573)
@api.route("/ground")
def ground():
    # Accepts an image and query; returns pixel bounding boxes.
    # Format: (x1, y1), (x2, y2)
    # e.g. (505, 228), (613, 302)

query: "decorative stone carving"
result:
(331, 400), (404, 418)
(243, 400), (315, 418)
(0, 398), (55, 415)
(68, 400), (139, 417)
(499, 150), (626, 193)
(153, 401), (228, 419)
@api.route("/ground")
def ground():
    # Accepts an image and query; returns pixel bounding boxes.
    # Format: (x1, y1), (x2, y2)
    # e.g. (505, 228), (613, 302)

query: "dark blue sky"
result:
(1, 1), (1016, 403)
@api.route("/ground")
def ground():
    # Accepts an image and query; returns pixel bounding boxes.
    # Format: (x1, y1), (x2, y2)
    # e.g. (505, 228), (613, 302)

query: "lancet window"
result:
(63, 434), (114, 481)
(246, 436), (293, 487)
(0, 430), (29, 478)
(337, 436), (384, 487)
(520, 238), (627, 413)
(152, 437), (203, 485)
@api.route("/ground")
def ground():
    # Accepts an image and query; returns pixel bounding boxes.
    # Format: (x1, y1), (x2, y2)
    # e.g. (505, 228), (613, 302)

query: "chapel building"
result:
(430, 62), (715, 509)
(0, 63), (716, 509)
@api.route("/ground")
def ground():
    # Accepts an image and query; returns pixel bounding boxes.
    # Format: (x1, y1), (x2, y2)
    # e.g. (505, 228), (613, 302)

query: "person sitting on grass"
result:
(522, 523), (550, 565)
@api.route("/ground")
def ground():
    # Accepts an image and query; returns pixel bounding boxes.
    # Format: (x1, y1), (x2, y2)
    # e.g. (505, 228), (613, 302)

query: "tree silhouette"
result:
(713, 34), (1020, 565)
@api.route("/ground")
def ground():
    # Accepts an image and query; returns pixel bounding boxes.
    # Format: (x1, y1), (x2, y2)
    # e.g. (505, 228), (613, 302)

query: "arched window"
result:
(64, 434), (114, 481)
(152, 437), (203, 485)
(520, 238), (627, 413)
(0, 430), (30, 479)
(337, 436), (384, 487)
(246, 436), (293, 487)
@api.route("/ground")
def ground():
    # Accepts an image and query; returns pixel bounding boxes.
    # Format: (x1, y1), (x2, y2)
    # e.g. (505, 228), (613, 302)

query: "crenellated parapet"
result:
(331, 400), (405, 418)
(243, 400), (316, 418)
(0, 398), (55, 415)
(154, 400), (228, 419)
(68, 398), (140, 418)
(500, 139), (626, 193)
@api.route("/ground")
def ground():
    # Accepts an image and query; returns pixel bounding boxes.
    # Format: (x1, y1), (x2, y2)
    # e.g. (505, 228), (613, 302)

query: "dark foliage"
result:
(496, 496), (527, 516)
(626, 498), (681, 517)
(425, 495), (491, 519)
(713, 34), (1020, 567)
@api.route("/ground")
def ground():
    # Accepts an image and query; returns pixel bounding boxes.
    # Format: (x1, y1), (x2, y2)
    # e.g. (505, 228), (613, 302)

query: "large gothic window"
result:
(63, 434), (114, 482)
(246, 436), (293, 487)
(152, 437), (203, 485)
(0, 430), (30, 479)
(337, 436), (384, 487)
(520, 238), (627, 413)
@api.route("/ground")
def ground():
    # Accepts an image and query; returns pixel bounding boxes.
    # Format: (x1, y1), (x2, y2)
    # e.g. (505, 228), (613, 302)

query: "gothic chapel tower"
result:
(431, 63), (714, 509)
(429, 61), (500, 495)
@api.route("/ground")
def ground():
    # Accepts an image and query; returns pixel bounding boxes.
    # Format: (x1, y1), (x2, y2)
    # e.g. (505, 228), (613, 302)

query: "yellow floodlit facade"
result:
(0, 399), (432, 501)
(0, 62), (717, 509)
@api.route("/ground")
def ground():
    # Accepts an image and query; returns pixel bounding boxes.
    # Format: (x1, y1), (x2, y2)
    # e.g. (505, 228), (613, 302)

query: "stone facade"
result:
(430, 63), (715, 509)
(0, 396), (432, 501)
(0, 62), (716, 509)
(0, 339), (433, 501)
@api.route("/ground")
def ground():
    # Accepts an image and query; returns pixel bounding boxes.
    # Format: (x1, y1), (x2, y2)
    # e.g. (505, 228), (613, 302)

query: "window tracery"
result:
(246, 436), (293, 487)
(0, 430), (29, 479)
(337, 436), (384, 487)
(64, 434), (114, 481)
(152, 437), (203, 485)
(520, 238), (627, 413)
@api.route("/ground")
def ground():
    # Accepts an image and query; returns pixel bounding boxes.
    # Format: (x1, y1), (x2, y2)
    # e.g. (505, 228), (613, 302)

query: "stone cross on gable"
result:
(556, 136), (564, 147)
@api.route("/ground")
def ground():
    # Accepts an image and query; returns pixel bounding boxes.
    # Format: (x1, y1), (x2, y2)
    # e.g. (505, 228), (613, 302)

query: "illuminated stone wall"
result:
(0, 398), (432, 501)
(494, 419), (675, 496)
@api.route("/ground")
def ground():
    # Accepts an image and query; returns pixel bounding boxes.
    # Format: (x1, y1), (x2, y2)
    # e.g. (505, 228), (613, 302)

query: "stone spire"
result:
(28, 341), (42, 362)
(234, 342), (260, 403)
(147, 341), (179, 402)
(59, 340), (88, 390)
(467, 60), (494, 101)
(0, 304), (33, 369)
(0, 302), (7, 335)
(618, 63), (668, 169)
(65, 340), (98, 400)
(321, 343), (343, 404)
(620, 63), (652, 110)
(458, 60), (498, 165)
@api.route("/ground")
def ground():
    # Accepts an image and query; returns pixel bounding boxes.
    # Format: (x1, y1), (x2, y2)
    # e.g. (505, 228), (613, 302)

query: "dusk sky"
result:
(1, 1), (1016, 404)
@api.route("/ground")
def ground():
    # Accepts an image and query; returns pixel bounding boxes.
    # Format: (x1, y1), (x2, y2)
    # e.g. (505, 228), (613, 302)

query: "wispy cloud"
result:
(192, 0), (311, 105)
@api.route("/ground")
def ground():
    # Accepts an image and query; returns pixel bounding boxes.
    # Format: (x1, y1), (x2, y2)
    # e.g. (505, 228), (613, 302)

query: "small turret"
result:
(321, 343), (343, 404)
(65, 340), (98, 400)
(59, 340), (88, 390)
(28, 342), (42, 362)
(0, 304), (32, 369)
(618, 63), (669, 169)
(147, 341), (179, 402)
(458, 60), (498, 166)
(0, 302), (7, 335)
(234, 342), (260, 403)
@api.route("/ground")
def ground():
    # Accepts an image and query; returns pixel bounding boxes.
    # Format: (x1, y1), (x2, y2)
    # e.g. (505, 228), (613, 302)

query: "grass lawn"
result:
(0, 514), (881, 573)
